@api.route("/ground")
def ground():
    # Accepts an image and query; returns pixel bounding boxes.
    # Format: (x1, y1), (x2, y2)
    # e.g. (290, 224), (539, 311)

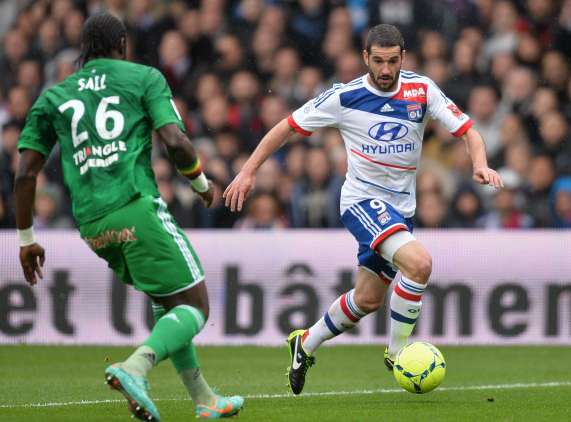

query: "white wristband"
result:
(17, 227), (36, 247)
(190, 173), (209, 193)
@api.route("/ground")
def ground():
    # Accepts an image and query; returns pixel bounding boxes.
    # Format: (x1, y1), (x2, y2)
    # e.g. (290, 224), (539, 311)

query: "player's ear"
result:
(120, 36), (127, 59)
(362, 49), (369, 66)
(401, 49), (406, 65)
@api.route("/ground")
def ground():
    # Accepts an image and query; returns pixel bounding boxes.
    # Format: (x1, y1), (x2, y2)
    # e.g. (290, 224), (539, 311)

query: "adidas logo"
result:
(380, 103), (394, 113)
(163, 314), (180, 323)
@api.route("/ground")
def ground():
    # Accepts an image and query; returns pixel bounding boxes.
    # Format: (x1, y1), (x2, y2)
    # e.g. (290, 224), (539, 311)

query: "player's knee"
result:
(405, 253), (432, 283)
(198, 303), (210, 322)
(353, 291), (382, 314)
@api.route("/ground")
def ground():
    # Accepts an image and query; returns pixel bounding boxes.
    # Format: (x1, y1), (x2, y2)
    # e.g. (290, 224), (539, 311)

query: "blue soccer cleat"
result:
(195, 395), (245, 419)
(105, 364), (160, 421)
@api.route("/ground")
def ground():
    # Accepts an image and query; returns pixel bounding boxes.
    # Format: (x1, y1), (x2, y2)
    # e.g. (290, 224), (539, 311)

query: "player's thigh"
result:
(124, 196), (206, 296)
(80, 216), (135, 285)
(392, 240), (432, 282)
(341, 198), (412, 284)
(82, 196), (205, 296)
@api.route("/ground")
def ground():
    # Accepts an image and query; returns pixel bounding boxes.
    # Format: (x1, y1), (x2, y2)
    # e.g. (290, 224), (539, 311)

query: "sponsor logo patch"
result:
(378, 211), (392, 225)
(447, 103), (464, 119)
(407, 103), (422, 121)
(368, 122), (408, 142)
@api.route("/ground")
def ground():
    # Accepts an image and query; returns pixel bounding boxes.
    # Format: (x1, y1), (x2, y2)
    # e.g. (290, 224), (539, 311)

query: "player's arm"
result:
(14, 149), (46, 286)
(223, 119), (294, 212)
(426, 80), (503, 189)
(156, 123), (214, 208)
(461, 128), (503, 188)
(224, 85), (341, 212)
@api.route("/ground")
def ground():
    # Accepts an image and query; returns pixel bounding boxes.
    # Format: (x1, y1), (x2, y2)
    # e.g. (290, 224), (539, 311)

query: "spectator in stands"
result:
(525, 154), (557, 227)
(0, 29), (28, 94)
(477, 172), (534, 229)
(290, 148), (342, 228)
(551, 176), (571, 228)
(0, 0), (569, 230)
(33, 185), (73, 229)
(541, 51), (570, 96)
(468, 85), (504, 158)
(448, 184), (485, 228)
(234, 191), (287, 229)
(415, 192), (449, 228)
(228, 70), (263, 142)
(538, 112), (571, 174)
(445, 39), (481, 109)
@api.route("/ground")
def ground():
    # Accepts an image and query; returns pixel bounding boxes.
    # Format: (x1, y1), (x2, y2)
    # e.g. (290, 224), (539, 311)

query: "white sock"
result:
(121, 345), (156, 377)
(388, 276), (426, 358)
(179, 367), (217, 406)
(302, 289), (366, 354)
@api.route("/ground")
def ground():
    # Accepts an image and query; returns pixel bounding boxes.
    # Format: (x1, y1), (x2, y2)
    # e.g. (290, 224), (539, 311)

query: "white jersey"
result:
(289, 71), (473, 217)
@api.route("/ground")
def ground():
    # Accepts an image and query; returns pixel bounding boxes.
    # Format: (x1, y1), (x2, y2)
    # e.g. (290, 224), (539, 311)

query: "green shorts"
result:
(79, 195), (205, 296)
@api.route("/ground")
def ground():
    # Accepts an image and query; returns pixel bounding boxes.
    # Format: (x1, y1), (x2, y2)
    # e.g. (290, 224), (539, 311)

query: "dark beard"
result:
(368, 69), (400, 92)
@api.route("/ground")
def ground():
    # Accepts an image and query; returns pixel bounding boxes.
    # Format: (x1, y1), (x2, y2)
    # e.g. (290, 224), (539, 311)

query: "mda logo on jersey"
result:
(368, 122), (409, 142)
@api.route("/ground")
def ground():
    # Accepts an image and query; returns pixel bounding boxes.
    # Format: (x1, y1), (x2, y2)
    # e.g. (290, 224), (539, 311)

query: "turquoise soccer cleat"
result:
(105, 364), (160, 421)
(195, 395), (245, 419)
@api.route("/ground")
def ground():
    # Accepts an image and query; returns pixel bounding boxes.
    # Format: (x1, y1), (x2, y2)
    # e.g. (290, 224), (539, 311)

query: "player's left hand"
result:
(223, 170), (256, 212)
(19, 243), (45, 286)
(473, 167), (504, 189)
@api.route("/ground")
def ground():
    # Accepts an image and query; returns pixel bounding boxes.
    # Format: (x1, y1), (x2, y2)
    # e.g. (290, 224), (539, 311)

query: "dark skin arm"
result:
(14, 149), (46, 286)
(156, 123), (214, 207)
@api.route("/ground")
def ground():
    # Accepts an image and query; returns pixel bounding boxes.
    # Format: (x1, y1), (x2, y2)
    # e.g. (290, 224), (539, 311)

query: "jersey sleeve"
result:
(426, 80), (473, 137)
(17, 94), (57, 157)
(288, 85), (341, 136)
(143, 67), (185, 132)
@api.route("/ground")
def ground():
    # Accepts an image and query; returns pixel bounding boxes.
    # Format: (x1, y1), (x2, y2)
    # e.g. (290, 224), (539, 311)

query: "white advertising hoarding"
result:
(0, 230), (570, 345)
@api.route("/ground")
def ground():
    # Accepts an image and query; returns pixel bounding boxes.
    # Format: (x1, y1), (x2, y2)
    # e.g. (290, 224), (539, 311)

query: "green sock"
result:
(179, 367), (217, 406)
(149, 303), (215, 404)
(143, 305), (206, 363)
(171, 341), (216, 405)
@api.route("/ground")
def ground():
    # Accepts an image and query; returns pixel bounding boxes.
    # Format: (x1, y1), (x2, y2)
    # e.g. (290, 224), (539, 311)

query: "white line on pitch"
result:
(1, 381), (570, 409)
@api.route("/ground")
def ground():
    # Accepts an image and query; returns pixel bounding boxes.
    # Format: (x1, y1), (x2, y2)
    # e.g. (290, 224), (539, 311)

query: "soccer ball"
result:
(393, 342), (446, 394)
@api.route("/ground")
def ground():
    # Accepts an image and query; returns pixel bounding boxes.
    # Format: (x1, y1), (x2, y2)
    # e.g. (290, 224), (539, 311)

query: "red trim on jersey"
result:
(394, 284), (422, 302)
(339, 294), (360, 322)
(392, 82), (428, 104)
(287, 115), (312, 136)
(452, 119), (474, 137)
(371, 224), (408, 251)
(351, 149), (417, 171)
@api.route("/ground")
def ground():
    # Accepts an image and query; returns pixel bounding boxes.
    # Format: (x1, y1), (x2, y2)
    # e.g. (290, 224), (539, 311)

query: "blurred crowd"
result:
(1, 0), (571, 230)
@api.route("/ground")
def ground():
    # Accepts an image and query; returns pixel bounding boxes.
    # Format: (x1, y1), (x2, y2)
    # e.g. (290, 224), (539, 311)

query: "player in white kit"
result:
(223, 24), (503, 395)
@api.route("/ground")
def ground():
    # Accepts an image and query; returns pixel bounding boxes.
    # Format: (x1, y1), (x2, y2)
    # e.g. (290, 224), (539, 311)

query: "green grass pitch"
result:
(1, 345), (570, 421)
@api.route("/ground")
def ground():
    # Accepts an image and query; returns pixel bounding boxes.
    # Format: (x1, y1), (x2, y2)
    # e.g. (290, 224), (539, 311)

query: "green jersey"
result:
(18, 58), (184, 225)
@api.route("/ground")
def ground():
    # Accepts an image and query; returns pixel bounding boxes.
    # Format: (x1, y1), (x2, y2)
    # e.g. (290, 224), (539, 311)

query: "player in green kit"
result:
(14, 13), (243, 421)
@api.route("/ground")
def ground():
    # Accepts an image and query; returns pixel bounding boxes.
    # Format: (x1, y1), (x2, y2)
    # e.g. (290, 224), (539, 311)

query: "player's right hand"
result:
(223, 171), (256, 212)
(197, 181), (215, 208)
(19, 243), (45, 286)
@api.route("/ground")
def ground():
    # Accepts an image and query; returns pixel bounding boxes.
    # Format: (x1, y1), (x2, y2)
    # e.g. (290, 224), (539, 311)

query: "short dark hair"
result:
(366, 24), (405, 53)
(78, 12), (126, 67)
